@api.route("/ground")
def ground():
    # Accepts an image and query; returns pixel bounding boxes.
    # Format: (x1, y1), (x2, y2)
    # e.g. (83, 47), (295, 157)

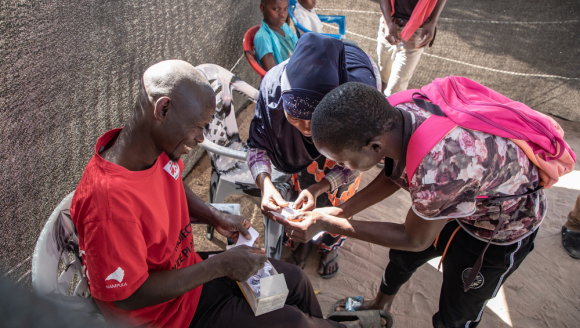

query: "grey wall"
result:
(0, 0), (262, 287)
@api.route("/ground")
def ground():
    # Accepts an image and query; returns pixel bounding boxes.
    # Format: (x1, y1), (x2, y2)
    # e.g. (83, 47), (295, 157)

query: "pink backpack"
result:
(387, 76), (576, 292)
(387, 76), (576, 189)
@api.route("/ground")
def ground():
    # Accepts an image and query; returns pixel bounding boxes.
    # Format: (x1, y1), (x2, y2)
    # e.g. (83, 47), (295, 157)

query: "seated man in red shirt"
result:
(71, 60), (382, 328)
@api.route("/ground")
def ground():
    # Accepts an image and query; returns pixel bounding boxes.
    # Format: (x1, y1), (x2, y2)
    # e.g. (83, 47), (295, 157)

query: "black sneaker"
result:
(561, 225), (580, 259)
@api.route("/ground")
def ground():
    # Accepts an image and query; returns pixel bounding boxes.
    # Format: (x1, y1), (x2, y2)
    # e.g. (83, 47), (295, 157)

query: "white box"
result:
(237, 264), (289, 316)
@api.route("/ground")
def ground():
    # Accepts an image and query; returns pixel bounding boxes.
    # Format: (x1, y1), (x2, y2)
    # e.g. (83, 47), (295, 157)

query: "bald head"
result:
(131, 60), (216, 161)
(137, 60), (214, 114)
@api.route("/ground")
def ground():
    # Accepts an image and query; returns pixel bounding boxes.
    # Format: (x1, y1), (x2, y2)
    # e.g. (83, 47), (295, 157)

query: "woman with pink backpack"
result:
(277, 79), (575, 327)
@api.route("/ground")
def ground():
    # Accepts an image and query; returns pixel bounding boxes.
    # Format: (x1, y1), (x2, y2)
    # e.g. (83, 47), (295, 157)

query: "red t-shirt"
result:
(71, 128), (203, 327)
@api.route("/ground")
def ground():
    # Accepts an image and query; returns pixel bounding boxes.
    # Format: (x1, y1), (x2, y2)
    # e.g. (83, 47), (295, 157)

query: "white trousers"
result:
(376, 18), (425, 96)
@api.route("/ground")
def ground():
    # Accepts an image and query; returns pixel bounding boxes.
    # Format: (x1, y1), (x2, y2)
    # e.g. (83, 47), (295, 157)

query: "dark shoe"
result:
(561, 225), (580, 259)
(328, 309), (394, 328)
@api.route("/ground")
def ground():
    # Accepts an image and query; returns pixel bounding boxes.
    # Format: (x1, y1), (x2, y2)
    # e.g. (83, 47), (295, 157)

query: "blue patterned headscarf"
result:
(280, 33), (348, 120)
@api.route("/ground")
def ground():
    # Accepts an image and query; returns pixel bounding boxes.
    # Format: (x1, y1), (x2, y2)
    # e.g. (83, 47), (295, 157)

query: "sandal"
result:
(319, 253), (339, 279)
(332, 296), (364, 312)
(376, 158), (385, 168)
(291, 241), (313, 269)
(328, 309), (394, 328)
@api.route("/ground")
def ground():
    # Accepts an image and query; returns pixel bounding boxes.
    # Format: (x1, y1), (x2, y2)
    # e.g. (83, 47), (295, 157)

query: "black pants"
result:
(381, 221), (537, 328)
(190, 258), (344, 328)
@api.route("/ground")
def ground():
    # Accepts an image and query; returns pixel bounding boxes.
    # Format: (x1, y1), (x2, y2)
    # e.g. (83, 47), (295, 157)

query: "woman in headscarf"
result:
(247, 33), (381, 278)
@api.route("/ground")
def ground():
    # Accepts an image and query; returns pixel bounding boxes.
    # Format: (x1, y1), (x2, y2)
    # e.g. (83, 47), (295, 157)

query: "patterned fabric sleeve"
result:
(247, 148), (272, 183)
(324, 166), (359, 191)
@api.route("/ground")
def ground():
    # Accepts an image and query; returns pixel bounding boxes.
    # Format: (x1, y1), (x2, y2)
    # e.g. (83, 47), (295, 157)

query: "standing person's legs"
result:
(334, 222), (459, 313)
(562, 194), (580, 259)
(383, 28), (425, 97)
(376, 18), (398, 93)
(433, 224), (538, 327)
(190, 259), (344, 328)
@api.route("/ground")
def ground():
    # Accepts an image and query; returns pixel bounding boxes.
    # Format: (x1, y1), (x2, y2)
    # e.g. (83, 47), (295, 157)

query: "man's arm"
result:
(115, 246), (267, 310)
(283, 207), (448, 252)
(184, 185), (221, 226)
(323, 208), (447, 252)
(330, 169), (401, 218)
(184, 185), (251, 239)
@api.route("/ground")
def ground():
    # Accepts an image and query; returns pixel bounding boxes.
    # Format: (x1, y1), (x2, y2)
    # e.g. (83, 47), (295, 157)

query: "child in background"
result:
(293, 0), (324, 34)
(255, 0), (298, 72)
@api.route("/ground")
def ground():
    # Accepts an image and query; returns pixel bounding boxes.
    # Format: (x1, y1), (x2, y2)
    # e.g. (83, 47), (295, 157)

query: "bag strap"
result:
(387, 89), (420, 107)
(406, 115), (457, 188)
(412, 92), (446, 117)
(463, 186), (543, 292)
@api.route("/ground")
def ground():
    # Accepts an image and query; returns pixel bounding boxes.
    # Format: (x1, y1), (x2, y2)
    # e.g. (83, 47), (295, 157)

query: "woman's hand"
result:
(295, 180), (331, 211)
(259, 174), (289, 221)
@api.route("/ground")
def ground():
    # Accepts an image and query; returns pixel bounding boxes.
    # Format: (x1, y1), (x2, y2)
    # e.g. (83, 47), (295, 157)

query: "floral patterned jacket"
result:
(386, 102), (547, 245)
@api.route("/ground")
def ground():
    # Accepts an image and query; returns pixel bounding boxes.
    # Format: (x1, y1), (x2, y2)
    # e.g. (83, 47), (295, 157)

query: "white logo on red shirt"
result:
(105, 267), (125, 283)
(105, 267), (127, 289)
(163, 161), (180, 180)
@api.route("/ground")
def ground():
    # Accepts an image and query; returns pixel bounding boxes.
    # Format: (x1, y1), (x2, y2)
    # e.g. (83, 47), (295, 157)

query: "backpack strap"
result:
(387, 88), (457, 188)
(463, 186), (543, 291)
(387, 89), (421, 106)
(412, 92), (446, 117)
(406, 115), (457, 188)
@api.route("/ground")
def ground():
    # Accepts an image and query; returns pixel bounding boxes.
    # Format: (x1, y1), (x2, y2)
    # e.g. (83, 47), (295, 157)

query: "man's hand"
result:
(416, 22), (436, 49)
(383, 17), (401, 45)
(294, 180), (331, 211)
(279, 211), (326, 243)
(213, 211), (252, 242)
(217, 246), (268, 281)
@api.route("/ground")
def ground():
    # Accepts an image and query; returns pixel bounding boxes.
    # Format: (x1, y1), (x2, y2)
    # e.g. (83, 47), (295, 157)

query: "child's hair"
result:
(311, 82), (402, 152)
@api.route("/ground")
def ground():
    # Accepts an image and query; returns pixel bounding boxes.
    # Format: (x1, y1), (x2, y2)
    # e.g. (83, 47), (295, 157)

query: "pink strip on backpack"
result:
(387, 76), (576, 189)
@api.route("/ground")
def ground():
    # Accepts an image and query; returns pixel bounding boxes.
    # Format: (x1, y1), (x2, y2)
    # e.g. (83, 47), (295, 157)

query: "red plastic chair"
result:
(243, 25), (267, 79)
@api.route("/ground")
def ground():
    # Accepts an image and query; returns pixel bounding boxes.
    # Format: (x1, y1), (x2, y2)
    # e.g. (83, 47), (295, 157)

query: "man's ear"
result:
(259, 3), (265, 14)
(153, 97), (170, 122)
(366, 136), (384, 154)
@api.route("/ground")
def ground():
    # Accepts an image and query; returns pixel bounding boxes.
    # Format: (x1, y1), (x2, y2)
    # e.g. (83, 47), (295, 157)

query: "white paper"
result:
(271, 202), (298, 221)
(271, 203), (325, 241)
(247, 261), (273, 299)
(235, 227), (260, 247)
